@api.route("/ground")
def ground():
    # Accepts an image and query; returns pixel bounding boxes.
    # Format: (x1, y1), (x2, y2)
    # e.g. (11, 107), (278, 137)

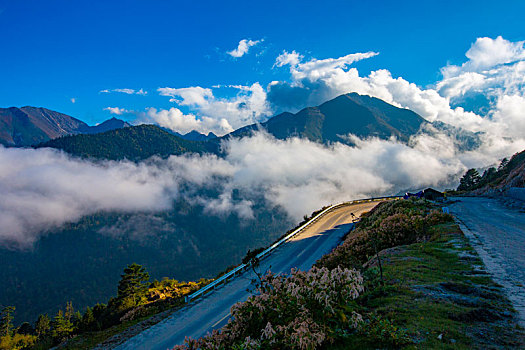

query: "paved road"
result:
(449, 196), (525, 327)
(114, 201), (379, 350)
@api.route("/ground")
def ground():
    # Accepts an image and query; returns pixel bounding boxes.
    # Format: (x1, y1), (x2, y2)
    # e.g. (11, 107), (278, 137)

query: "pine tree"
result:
(117, 263), (150, 306)
(498, 157), (509, 171)
(35, 314), (51, 337)
(52, 310), (73, 342)
(457, 168), (481, 191)
(64, 301), (77, 324)
(0, 306), (15, 337)
(79, 307), (95, 332)
(17, 322), (34, 335)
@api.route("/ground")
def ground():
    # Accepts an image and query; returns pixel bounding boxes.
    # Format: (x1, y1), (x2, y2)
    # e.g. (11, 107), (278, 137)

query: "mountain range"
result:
(2, 92), (439, 160)
(0, 107), (133, 147)
(37, 124), (215, 161)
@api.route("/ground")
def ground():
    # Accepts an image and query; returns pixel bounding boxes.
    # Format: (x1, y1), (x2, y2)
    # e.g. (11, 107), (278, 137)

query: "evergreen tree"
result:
(117, 263), (150, 306)
(52, 310), (73, 342)
(79, 307), (95, 332)
(35, 314), (51, 337)
(479, 167), (497, 186)
(65, 302), (73, 321)
(457, 168), (481, 191)
(16, 322), (33, 335)
(498, 157), (509, 171)
(0, 306), (15, 337)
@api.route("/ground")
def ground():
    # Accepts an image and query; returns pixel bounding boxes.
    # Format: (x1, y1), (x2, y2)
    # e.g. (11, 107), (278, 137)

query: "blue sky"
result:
(1, 0), (524, 127)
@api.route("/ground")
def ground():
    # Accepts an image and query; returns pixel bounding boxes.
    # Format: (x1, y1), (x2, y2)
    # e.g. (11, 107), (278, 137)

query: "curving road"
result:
(449, 196), (525, 327)
(113, 201), (380, 350)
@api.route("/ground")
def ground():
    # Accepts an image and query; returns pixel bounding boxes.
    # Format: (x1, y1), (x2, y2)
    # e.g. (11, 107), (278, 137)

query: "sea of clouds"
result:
(2, 36), (525, 248)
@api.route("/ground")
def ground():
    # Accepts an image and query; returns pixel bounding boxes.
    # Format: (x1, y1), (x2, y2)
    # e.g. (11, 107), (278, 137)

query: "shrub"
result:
(424, 210), (454, 226)
(175, 267), (364, 350)
(358, 314), (412, 347)
(317, 199), (450, 270)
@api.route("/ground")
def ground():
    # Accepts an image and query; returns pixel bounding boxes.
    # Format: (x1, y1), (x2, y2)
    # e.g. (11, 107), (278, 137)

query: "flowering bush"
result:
(174, 266), (364, 349)
(317, 199), (452, 270)
(173, 199), (454, 349)
(424, 210), (454, 226)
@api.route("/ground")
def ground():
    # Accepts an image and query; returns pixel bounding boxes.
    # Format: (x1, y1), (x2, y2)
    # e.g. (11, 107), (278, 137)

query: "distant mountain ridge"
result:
(87, 117), (131, 134)
(180, 130), (217, 141)
(0, 107), (130, 147)
(37, 124), (216, 161)
(168, 129), (218, 141)
(30, 93), (433, 160)
(226, 93), (427, 144)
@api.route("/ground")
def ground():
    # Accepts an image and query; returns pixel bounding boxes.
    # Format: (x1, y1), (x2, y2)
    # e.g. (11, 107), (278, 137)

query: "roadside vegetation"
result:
(456, 149), (525, 192)
(0, 206), (331, 350)
(174, 199), (524, 349)
(0, 264), (209, 350)
(3, 199), (523, 349)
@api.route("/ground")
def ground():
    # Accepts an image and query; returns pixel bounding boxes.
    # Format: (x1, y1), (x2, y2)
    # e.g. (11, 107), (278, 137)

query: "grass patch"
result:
(329, 221), (524, 349)
(53, 304), (178, 350)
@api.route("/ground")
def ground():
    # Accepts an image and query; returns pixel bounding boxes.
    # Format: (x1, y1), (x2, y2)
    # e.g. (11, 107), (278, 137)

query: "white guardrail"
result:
(184, 195), (401, 303)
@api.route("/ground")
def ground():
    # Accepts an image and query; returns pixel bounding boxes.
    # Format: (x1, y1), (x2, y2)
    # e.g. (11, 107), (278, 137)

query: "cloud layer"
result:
(1, 126), (520, 249)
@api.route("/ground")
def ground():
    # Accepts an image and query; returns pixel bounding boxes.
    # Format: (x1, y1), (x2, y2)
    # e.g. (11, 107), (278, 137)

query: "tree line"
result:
(0, 263), (205, 349)
(457, 157), (509, 191)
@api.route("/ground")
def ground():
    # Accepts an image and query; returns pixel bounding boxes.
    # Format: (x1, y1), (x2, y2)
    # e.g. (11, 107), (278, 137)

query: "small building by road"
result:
(423, 188), (444, 201)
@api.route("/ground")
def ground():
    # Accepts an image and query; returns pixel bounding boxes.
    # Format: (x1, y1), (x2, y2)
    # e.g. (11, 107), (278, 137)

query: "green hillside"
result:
(37, 124), (218, 160)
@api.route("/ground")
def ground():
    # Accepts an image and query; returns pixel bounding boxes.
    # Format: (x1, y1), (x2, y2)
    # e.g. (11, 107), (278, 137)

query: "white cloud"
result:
(140, 107), (233, 135)
(100, 88), (148, 95)
(104, 107), (130, 115)
(0, 146), (236, 248)
(275, 50), (303, 67)
(454, 36), (525, 72)
(279, 51), (379, 82)
(492, 94), (525, 138)
(227, 39), (263, 58)
(267, 46), (518, 135)
(438, 37), (525, 101)
(3, 119), (525, 249)
(6, 123), (519, 249)
(158, 86), (213, 105)
(158, 37), (525, 146)
(157, 83), (271, 133)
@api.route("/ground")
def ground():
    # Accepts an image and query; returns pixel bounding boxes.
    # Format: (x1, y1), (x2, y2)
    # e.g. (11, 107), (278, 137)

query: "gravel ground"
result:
(449, 196), (525, 327)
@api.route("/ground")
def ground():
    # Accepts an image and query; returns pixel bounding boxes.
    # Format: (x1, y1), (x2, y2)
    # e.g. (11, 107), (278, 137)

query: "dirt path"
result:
(449, 196), (525, 327)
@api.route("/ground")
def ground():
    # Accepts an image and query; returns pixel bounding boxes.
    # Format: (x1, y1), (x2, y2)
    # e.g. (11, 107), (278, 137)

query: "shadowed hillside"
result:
(37, 124), (218, 161)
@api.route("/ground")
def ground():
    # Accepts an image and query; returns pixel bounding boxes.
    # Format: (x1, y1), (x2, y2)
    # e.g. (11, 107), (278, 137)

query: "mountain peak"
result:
(180, 130), (217, 141)
(0, 107), (131, 146)
(83, 117), (130, 134)
(227, 93), (427, 144)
